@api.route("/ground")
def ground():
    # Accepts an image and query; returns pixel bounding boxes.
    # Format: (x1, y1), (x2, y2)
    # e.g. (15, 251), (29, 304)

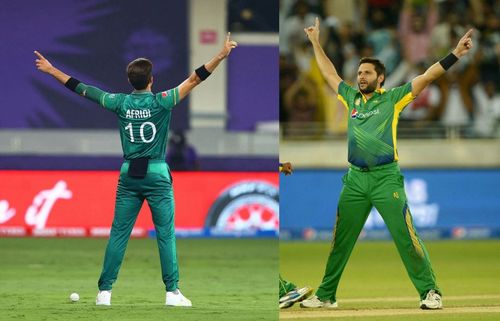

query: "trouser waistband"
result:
(349, 161), (399, 172)
(120, 159), (168, 175)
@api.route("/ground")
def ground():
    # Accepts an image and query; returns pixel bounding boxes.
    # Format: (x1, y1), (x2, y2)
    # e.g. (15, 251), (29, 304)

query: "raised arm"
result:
(411, 29), (474, 97)
(34, 51), (70, 84)
(34, 51), (117, 109)
(178, 32), (238, 100)
(304, 17), (343, 94)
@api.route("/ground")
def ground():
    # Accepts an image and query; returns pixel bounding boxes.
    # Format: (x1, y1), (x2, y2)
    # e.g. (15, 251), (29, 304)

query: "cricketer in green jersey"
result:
(300, 18), (474, 310)
(34, 32), (237, 307)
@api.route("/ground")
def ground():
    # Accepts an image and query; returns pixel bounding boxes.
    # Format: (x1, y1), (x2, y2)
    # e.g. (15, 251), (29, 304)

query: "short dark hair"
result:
(359, 57), (386, 86)
(127, 58), (153, 90)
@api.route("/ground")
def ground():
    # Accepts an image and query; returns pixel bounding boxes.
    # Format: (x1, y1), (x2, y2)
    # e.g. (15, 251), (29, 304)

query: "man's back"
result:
(102, 88), (179, 160)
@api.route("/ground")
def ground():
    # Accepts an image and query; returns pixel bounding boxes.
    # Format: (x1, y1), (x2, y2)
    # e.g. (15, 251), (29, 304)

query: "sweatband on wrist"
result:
(195, 65), (211, 81)
(439, 53), (459, 71)
(65, 77), (81, 92)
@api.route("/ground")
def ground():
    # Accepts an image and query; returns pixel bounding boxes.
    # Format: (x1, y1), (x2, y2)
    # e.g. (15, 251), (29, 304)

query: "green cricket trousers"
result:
(279, 274), (297, 298)
(98, 160), (178, 292)
(315, 162), (440, 302)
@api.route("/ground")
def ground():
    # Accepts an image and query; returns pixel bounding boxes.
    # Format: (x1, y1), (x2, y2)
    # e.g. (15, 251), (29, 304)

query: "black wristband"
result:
(439, 53), (459, 71)
(195, 65), (211, 81)
(65, 77), (81, 92)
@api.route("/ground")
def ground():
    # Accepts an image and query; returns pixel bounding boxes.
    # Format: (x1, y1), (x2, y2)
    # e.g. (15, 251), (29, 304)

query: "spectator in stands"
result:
(472, 79), (500, 138)
(436, 70), (473, 137)
(399, 62), (442, 135)
(281, 0), (318, 58)
(323, 20), (365, 84)
(360, 0), (401, 30)
(280, 54), (299, 122)
(398, 0), (438, 65)
(283, 75), (318, 135)
(367, 9), (399, 73)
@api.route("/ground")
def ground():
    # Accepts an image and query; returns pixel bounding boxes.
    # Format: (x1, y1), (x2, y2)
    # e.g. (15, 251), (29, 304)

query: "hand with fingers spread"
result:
(34, 51), (54, 74)
(303, 17), (320, 44)
(452, 29), (474, 58)
(220, 32), (238, 58)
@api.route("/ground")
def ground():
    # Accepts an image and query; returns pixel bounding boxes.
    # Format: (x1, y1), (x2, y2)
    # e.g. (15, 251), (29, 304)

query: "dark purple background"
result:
(0, 0), (189, 129)
(227, 45), (279, 131)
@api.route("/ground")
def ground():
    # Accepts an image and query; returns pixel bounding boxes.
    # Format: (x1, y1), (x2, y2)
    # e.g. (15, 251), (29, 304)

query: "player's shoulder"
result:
(387, 82), (412, 94)
(154, 87), (180, 109)
(155, 88), (177, 99)
(338, 80), (358, 96)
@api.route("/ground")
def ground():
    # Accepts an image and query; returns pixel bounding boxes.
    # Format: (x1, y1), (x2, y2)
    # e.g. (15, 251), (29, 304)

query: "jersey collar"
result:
(132, 89), (153, 95)
(359, 88), (386, 103)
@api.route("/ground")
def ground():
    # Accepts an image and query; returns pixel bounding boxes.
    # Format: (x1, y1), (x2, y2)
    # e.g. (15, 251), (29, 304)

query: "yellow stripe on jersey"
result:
(337, 94), (349, 110)
(394, 92), (415, 112)
(392, 92), (415, 161)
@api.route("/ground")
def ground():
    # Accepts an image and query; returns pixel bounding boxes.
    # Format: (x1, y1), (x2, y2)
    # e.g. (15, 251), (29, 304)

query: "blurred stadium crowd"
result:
(280, 0), (500, 139)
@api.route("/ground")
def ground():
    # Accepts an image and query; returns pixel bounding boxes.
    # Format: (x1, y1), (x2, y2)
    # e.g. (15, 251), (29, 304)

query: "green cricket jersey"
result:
(337, 81), (415, 168)
(74, 83), (180, 160)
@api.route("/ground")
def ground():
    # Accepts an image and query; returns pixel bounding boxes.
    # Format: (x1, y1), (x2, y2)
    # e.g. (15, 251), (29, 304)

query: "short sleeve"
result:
(389, 82), (415, 112)
(337, 81), (357, 110)
(156, 87), (180, 110)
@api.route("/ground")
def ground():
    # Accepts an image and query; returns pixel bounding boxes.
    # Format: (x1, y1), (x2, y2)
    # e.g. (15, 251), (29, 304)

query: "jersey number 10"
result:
(125, 122), (156, 143)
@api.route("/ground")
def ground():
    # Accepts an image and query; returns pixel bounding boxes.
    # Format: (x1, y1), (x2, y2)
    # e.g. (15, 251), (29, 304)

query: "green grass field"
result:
(0, 238), (278, 321)
(280, 240), (500, 321)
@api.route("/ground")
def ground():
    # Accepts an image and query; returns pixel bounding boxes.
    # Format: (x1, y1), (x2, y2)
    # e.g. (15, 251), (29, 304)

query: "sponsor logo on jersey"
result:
(351, 108), (380, 120)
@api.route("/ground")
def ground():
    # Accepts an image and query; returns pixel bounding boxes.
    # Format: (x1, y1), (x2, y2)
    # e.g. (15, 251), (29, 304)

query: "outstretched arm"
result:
(34, 51), (70, 84)
(34, 51), (116, 109)
(411, 29), (474, 97)
(178, 32), (238, 100)
(304, 17), (343, 94)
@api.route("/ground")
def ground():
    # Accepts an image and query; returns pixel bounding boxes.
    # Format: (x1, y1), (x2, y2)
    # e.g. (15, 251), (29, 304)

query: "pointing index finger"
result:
(315, 17), (319, 28)
(226, 32), (231, 42)
(34, 50), (45, 59)
(464, 29), (473, 38)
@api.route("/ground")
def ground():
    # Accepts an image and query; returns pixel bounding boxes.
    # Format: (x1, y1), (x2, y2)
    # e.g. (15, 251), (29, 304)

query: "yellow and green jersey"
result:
(74, 83), (180, 160)
(337, 81), (415, 168)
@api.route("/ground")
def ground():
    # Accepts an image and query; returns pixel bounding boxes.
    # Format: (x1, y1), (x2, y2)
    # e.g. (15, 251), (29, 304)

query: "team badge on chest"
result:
(351, 108), (358, 119)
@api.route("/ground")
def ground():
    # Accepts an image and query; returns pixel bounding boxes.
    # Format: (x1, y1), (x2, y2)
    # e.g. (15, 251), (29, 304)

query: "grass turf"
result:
(280, 240), (500, 321)
(0, 238), (278, 321)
